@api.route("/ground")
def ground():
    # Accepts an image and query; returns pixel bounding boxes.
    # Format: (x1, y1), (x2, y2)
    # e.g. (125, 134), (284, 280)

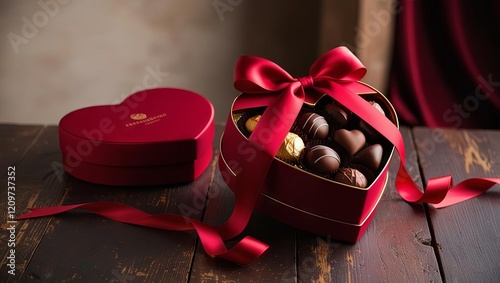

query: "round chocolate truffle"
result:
(333, 168), (368, 188)
(276, 132), (305, 163)
(305, 145), (341, 175)
(325, 102), (351, 127)
(245, 114), (261, 133)
(297, 112), (329, 139)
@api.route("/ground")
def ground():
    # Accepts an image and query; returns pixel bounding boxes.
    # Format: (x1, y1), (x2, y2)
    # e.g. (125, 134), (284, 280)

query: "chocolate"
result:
(369, 101), (385, 115)
(352, 144), (383, 172)
(325, 102), (351, 127)
(244, 115), (304, 163)
(297, 113), (329, 140)
(332, 129), (366, 156)
(276, 132), (305, 163)
(305, 145), (341, 175)
(232, 113), (243, 124)
(359, 101), (385, 139)
(245, 114), (261, 133)
(333, 168), (368, 188)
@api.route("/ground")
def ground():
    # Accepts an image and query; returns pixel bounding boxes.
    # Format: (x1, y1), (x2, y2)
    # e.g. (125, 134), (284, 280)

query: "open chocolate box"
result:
(219, 83), (398, 243)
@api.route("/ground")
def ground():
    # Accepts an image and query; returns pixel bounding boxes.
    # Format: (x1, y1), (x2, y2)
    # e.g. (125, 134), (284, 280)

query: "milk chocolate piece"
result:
(297, 112), (329, 139)
(305, 145), (341, 175)
(245, 114), (261, 133)
(325, 102), (351, 126)
(352, 144), (383, 172)
(276, 132), (305, 163)
(332, 129), (366, 156)
(333, 168), (368, 188)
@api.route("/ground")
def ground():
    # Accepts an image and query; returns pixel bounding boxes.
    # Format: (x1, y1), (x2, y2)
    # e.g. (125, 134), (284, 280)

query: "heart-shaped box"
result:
(218, 83), (398, 243)
(59, 88), (214, 186)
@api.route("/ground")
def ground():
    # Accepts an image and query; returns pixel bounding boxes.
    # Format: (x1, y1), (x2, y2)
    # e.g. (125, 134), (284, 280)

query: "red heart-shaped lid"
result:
(59, 88), (214, 167)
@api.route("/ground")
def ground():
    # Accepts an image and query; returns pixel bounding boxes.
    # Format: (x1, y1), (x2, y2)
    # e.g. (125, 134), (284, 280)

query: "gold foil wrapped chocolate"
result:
(277, 132), (305, 163)
(245, 115), (304, 163)
(232, 113), (243, 124)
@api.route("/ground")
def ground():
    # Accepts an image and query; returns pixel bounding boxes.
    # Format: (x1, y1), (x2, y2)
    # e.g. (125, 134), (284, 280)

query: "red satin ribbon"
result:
(17, 47), (500, 264)
(17, 202), (268, 264)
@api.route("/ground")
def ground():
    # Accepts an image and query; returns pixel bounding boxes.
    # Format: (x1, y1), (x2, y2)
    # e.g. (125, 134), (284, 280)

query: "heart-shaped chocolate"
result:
(333, 129), (366, 156)
(352, 144), (383, 172)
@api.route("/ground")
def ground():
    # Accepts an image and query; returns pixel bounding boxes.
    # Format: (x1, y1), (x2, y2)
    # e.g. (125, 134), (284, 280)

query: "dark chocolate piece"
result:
(305, 145), (341, 175)
(332, 129), (366, 156)
(325, 102), (351, 126)
(276, 132), (305, 163)
(297, 112), (329, 140)
(333, 168), (368, 188)
(352, 144), (383, 172)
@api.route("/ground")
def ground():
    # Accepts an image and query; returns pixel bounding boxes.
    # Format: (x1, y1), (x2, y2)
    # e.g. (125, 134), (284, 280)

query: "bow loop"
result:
(309, 46), (367, 81)
(234, 47), (367, 96)
(234, 55), (296, 92)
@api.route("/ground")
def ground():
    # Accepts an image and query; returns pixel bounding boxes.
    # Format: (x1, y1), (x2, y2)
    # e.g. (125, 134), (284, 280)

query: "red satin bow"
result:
(17, 47), (500, 265)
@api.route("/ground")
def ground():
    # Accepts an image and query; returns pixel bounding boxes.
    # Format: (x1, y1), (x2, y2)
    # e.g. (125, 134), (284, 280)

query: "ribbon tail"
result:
(216, 84), (305, 240)
(394, 164), (450, 204)
(390, 131), (499, 208)
(369, 118), (500, 208)
(316, 81), (500, 208)
(16, 84), (305, 265)
(218, 236), (269, 265)
(17, 203), (93, 220)
(433, 178), (500, 208)
(191, 220), (269, 264)
(17, 202), (268, 265)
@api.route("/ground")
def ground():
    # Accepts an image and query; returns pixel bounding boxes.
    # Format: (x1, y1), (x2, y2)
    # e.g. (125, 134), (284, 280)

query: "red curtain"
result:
(389, 0), (500, 129)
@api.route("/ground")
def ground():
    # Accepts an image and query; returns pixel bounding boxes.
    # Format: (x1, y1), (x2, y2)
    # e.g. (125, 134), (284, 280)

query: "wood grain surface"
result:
(413, 127), (500, 282)
(0, 126), (71, 283)
(1, 124), (498, 282)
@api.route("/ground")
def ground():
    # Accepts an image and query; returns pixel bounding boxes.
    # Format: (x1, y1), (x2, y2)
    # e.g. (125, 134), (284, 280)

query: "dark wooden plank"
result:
(21, 151), (218, 282)
(19, 123), (227, 282)
(0, 124), (44, 176)
(189, 126), (297, 282)
(0, 126), (71, 282)
(413, 127), (500, 282)
(296, 126), (442, 282)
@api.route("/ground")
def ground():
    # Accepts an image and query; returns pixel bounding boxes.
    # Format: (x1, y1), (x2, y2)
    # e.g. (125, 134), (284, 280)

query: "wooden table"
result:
(0, 123), (499, 282)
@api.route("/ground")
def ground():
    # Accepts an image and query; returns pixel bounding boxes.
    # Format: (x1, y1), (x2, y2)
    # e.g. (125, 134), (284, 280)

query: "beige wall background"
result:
(0, 0), (395, 125)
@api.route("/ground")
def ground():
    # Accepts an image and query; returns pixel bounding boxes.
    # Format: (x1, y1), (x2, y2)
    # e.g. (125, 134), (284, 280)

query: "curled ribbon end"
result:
(217, 236), (270, 265)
